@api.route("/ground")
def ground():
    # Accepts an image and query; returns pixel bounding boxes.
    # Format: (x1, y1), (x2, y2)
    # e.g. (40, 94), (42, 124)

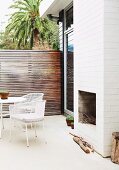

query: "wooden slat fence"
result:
(0, 50), (61, 115)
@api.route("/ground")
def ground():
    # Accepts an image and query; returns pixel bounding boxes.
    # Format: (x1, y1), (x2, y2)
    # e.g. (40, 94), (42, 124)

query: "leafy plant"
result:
(0, 89), (8, 93)
(6, 0), (41, 49)
(66, 115), (74, 121)
(5, 0), (59, 50)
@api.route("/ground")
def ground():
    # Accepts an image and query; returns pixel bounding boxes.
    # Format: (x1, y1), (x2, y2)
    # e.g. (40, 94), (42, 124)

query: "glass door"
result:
(66, 31), (74, 112)
(64, 4), (73, 114)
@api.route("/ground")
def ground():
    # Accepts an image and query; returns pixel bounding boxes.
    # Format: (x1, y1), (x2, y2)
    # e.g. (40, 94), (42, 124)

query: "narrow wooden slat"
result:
(0, 51), (61, 115)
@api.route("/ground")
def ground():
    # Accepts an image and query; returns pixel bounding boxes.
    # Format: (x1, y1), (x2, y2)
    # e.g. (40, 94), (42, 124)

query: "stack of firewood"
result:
(79, 112), (96, 125)
(70, 133), (94, 153)
(111, 132), (119, 164)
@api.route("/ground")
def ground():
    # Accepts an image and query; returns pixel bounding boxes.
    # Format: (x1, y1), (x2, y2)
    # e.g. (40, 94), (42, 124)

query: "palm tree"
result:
(6, 0), (44, 49)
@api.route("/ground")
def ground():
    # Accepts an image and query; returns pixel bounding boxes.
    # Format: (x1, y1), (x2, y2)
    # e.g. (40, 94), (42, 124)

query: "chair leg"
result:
(34, 123), (37, 137)
(25, 124), (29, 147)
(30, 123), (33, 129)
(42, 119), (44, 129)
(41, 119), (44, 134)
(0, 104), (3, 139)
(13, 120), (16, 127)
(42, 120), (47, 144)
(9, 117), (12, 141)
(1, 105), (4, 130)
(0, 119), (2, 139)
(2, 118), (4, 129)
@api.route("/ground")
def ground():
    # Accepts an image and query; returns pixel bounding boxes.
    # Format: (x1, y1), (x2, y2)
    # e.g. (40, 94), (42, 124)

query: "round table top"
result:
(0, 97), (26, 104)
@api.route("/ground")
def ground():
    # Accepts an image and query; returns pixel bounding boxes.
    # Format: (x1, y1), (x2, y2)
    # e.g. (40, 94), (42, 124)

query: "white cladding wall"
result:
(59, 22), (63, 51)
(74, 0), (119, 157)
(74, 0), (105, 156)
(104, 0), (119, 155)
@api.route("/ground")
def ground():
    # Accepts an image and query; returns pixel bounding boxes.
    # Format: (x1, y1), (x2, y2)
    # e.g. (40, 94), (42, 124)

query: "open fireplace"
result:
(78, 91), (96, 125)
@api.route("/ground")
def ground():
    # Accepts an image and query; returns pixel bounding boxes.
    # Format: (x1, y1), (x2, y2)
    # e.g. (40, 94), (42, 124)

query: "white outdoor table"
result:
(0, 97), (26, 138)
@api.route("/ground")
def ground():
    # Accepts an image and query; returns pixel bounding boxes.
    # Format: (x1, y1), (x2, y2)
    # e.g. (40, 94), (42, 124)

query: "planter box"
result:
(66, 119), (74, 126)
(0, 92), (9, 99)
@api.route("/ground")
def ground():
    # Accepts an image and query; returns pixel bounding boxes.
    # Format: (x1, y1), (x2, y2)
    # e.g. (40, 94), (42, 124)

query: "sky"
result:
(0, 0), (14, 31)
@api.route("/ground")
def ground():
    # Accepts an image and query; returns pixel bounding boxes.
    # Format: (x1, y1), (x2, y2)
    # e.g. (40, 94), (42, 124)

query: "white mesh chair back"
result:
(22, 93), (44, 102)
(10, 100), (46, 116)
(9, 101), (36, 115)
(36, 100), (46, 119)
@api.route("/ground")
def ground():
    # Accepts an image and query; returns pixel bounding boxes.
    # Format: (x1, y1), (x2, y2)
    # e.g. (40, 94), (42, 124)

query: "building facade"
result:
(40, 0), (119, 157)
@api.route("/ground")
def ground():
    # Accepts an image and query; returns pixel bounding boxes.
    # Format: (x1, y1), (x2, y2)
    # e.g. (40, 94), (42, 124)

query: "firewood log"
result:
(111, 132), (119, 164)
(73, 137), (90, 153)
(69, 133), (94, 152)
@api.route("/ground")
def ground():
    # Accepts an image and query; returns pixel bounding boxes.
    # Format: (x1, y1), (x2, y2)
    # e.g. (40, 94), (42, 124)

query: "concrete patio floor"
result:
(0, 115), (118, 170)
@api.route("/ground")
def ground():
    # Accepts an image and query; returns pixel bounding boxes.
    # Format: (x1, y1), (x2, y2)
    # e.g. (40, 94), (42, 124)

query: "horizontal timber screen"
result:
(0, 50), (62, 115)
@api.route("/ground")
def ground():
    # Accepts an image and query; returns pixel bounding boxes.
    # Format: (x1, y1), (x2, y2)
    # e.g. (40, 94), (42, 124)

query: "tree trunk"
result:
(33, 28), (39, 50)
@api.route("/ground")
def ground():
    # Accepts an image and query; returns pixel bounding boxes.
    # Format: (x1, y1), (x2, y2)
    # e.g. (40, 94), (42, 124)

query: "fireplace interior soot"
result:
(78, 91), (96, 125)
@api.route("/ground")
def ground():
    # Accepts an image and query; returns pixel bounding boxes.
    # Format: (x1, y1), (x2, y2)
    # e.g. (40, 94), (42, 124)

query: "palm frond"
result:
(5, 0), (58, 49)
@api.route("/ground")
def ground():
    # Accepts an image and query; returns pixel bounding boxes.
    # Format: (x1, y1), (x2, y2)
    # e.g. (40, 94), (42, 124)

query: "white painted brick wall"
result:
(74, 0), (105, 156)
(104, 0), (119, 156)
(74, 0), (119, 157)
(40, 0), (119, 157)
(59, 22), (63, 51)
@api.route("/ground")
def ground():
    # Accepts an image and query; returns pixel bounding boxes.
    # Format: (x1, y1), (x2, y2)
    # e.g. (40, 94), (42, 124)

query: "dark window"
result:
(66, 31), (74, 112)
(66, 6), (73, 30)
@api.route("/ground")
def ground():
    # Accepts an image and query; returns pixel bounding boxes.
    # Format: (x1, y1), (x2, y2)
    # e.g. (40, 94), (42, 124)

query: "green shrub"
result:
(0, 89), (8, 93)
(66, 115), (74, 121)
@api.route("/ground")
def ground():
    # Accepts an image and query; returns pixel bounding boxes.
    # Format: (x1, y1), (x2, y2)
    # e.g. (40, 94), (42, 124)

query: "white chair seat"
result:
(11, 113), (44, 123)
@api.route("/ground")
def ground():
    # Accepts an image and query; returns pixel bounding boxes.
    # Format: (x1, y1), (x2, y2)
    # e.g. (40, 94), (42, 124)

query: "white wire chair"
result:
(9, 99), (46, 147)
(21, 93), (44, 102)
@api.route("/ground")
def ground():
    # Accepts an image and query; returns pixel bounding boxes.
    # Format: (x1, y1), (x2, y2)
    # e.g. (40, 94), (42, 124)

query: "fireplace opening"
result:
(78, 91), (96, 125)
